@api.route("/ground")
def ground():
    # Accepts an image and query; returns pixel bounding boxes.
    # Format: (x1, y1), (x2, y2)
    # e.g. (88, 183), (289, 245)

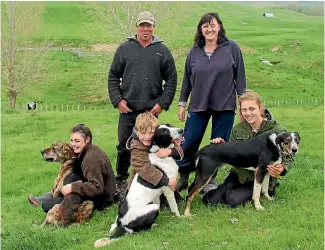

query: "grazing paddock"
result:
(1, 1), (323, 249)
(2, 105), (323, 250)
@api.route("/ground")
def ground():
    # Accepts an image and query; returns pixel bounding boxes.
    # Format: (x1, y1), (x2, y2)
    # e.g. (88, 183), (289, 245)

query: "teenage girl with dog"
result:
(29, 124), (116, 213)
(202, 90), (295, 207)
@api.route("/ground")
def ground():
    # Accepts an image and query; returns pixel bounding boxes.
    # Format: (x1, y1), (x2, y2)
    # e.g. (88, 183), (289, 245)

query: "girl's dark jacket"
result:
(71, 144), (116, 210)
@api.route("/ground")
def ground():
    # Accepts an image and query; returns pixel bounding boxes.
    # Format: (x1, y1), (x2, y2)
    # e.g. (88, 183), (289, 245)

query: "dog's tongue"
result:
(172, 138), (182, 146)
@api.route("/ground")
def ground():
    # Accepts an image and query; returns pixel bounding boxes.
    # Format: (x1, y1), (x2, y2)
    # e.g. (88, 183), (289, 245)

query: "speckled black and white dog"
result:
(94, 124), (183, 248)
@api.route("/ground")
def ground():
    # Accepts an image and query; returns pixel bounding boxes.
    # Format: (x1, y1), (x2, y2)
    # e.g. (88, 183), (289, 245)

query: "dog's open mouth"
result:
(172, 138), (183, 146)
(44, 158), (55, 162)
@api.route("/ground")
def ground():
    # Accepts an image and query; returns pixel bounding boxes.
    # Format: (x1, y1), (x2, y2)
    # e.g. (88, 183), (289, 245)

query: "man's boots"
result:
(115, 177), (128, 202)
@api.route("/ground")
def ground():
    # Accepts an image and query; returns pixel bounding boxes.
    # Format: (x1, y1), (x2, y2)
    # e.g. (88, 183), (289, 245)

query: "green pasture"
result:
(1, 1), (324, 250)
(2, 105), (324, 249)
(1, 1), (324, 107)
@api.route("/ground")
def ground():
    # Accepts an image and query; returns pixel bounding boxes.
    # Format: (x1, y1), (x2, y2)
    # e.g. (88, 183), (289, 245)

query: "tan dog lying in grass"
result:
(40, 142), (94, 226)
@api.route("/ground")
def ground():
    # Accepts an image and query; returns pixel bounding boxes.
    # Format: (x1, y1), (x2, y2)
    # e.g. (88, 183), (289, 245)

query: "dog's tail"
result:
(94, 225), (128, 248)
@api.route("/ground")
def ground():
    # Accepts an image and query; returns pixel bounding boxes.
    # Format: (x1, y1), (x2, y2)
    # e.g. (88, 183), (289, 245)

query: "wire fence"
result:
(1, 97), (324, 113)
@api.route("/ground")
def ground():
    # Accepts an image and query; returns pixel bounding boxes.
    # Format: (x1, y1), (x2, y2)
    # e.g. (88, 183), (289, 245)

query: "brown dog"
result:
(41, 142), (76, 197)
(40, 142), (94, 226)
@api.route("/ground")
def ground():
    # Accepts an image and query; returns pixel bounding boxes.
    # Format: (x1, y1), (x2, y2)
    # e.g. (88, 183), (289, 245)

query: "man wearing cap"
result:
(108, 11), (177, 199)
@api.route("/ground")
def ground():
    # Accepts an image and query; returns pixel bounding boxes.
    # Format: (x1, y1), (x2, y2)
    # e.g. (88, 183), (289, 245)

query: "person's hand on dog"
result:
(168, 177), (177, 191)
(150, 103), (162, 116)
(178, 106), (186, 122)
(210, 137), (225, 144)
(156, 148), (172, 158)
(117, 99), (132, 114)
(61, 184), (72, 195)
(267, 164), (284, 178)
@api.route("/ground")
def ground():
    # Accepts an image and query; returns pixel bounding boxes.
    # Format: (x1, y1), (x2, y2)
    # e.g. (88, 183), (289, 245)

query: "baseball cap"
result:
(136, 11), (155, 26)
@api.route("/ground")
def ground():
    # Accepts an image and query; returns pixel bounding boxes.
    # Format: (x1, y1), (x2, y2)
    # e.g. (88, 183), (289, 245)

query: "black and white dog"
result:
(94, 124), (183, 248)
(184, 132), (300, 216)
(26, 101), (37, 112)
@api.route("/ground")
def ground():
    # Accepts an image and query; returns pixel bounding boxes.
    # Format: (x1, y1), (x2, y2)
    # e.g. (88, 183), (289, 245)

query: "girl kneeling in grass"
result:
(202, 90), (295, 207)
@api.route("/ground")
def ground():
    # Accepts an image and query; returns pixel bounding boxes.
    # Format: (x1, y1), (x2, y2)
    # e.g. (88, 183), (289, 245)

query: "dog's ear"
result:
(275, 133), (284, 145)
(153, 128), (172, 148)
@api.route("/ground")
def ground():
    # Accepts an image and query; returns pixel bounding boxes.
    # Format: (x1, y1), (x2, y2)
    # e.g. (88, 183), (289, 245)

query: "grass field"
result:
(1, 1), (324, 107)
(2, 105), (324, 250)
(1, 1), (324, 250)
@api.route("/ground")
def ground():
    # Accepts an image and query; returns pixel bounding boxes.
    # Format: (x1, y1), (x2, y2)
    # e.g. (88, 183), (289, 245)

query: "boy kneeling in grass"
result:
(125, 112), (184, 201)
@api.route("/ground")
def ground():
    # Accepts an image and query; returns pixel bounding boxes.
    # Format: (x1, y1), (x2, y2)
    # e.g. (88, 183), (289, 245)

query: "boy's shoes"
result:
(177, 172), (189, 192)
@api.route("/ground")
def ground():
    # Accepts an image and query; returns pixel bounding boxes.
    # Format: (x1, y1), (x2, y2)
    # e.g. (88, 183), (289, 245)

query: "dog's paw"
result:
(94, 238), (112, 248)
(172, 211), (181, 217)
(255, 205), (265, 211)
(174, 215), (186, 218)
(184, 210), (193, 217)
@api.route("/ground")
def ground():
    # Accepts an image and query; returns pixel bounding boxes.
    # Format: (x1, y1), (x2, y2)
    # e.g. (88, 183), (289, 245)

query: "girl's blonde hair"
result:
(238, 90), (266, 120)
(135, 112), (158, 133)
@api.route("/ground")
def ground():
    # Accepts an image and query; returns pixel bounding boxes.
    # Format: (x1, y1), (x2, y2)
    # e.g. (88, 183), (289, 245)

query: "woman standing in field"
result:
(177, 13), (247, 192)
(202, 90), (295, 207)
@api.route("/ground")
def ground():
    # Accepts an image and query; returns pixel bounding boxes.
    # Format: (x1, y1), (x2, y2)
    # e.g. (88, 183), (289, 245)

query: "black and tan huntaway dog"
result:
(184, 132), (300, 216)
(40, 142), (94, 226)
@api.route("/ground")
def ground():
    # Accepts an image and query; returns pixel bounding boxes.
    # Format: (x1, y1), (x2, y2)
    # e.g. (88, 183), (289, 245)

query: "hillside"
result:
(1, 1), (324, 110)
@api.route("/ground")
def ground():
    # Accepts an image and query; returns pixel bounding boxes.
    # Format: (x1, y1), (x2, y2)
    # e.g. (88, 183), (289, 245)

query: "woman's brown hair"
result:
(70, 124), (92, 143)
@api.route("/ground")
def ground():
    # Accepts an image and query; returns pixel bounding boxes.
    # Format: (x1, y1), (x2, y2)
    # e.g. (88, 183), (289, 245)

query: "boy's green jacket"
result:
(229, 118), (295, 191)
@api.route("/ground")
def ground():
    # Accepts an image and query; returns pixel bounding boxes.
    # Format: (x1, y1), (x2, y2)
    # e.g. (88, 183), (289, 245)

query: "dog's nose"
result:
(40, 150), (44, 155)
(292, 148), (297, 153)
(178, 128), (184, 134)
